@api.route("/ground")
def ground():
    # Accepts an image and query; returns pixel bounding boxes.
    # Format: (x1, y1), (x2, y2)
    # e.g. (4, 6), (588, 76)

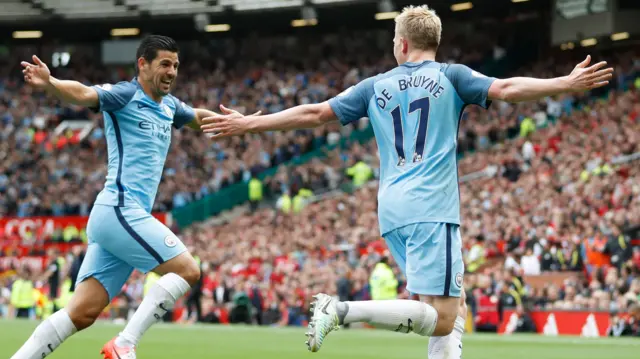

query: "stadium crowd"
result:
(0, 30), (639, 335)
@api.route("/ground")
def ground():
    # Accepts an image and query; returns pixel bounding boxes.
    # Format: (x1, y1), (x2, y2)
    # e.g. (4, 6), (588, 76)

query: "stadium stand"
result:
(0, 0), (639, 340)
(0, 1), (42, 21)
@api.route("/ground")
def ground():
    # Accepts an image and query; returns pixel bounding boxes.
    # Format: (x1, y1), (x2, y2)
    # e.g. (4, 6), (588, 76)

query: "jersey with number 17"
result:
(328, 60), (496, 236)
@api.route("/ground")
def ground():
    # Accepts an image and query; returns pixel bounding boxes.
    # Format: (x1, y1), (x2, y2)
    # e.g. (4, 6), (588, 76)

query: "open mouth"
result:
(161, 79), (172, 86)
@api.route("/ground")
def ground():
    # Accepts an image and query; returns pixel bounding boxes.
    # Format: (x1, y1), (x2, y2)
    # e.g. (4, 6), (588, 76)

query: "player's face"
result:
(140, 50), (179, 97)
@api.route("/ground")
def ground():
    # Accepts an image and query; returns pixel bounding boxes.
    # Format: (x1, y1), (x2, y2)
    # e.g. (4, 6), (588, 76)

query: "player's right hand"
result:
(566, 55), (614, 91)
(201, 104), (262, 138)
(21, 55), (51, 89)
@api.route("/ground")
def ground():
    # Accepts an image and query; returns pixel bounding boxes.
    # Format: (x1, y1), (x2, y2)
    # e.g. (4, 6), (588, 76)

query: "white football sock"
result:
(428, 316), (465, 359)
(116, 273), (190, 348)
(11, 309), (77, 359)
(338, 300), (438, 336)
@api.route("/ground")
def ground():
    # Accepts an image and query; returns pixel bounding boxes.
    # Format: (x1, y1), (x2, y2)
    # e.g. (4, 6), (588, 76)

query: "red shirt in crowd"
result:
(474, 290), (499, 327)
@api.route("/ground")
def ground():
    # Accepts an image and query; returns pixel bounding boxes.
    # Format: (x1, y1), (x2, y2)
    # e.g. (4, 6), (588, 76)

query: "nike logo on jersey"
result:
(137, 103), (153, 109)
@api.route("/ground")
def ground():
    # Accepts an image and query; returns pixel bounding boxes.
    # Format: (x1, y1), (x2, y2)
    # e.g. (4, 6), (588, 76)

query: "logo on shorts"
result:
(455, 273), (463, 288)
(164, 235), (178, 248)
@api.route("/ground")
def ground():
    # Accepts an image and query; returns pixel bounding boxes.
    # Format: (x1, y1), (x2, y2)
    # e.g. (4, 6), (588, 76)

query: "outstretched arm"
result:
(201, 77), (373, 138)
(22, 55), (99, 108)
(200, 103), (337, 137)
(488, 55), (613, 103)
(45, 77), (99, 108)
(245, 103), (336, 132)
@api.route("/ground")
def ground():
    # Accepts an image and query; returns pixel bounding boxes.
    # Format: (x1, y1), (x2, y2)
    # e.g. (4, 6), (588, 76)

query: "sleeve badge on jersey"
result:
(338, 86), (355, 97)
(164, 235), (178, 248)
(471, 70), (486, 78)
(96, 83), (112, 91)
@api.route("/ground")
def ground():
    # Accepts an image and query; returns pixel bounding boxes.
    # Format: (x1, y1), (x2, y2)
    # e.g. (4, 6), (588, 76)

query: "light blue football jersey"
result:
(329, 61), (496, 236)
(90, 78), (195, 213)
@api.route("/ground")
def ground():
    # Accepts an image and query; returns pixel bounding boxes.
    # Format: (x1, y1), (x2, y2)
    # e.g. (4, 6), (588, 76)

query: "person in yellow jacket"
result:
(11, 267), (36, 319)
(346, 159), (373, 187)
(519, 116), (536, 138)
(369, 257), (398, 300)
(35, 289), (54, 320)
(276, 191), (293, 214)
(293, 188), (314, 214)
(465, 235), (486, 273)
(55, 279), (73, 310)
(248, 176), (263, 212)
(63, 224), (80, 243)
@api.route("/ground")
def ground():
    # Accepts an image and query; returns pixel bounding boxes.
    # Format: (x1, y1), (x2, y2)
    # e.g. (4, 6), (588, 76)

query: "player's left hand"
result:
(201, 104), (261, 138)
(566, 55), (614, 91)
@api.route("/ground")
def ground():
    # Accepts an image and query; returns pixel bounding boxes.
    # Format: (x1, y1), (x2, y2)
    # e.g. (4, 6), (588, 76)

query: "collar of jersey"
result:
(131, 77), (143, 89)
(130, 77), (164, 106)
(401, 60), (433, 68)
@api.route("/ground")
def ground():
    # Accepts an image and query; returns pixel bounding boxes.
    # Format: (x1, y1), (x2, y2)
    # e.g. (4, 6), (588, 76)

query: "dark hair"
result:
(135, 35), (179, 70)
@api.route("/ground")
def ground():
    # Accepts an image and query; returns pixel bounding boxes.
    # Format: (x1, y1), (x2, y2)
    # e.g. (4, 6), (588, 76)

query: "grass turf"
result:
(0, 319), (638, 359)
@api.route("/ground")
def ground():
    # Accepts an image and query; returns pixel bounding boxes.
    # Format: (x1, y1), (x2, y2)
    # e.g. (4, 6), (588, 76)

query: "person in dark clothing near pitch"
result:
(513, 305), (537, 333)
(336, 270), (353, 329)
(608, 305), (640, 337)
(605, 226), (633, 271)
(68, 246), (86, 293)
(43, 248), (65, 312)
(185, 250), (203, 322)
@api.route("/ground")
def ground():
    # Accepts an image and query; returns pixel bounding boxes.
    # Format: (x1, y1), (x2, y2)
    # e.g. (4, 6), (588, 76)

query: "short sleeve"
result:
(90, 81), (137, 112)
(328, 77), (375, 126)
(170, 96), (196, 129)
(443, 64), (496, 109)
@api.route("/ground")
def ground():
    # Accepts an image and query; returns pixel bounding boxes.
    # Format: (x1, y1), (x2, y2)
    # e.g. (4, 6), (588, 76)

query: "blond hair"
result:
(394, 5), (442, 51)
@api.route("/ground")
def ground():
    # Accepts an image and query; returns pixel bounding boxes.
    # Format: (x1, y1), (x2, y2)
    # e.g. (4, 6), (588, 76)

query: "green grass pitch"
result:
(0, 319), (638, 359)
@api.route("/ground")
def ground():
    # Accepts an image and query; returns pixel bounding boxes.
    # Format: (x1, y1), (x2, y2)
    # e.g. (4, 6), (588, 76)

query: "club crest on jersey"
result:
(455, 273), (463, 288)
(161, 104), (174, 118)
(164, 235), (178, 248)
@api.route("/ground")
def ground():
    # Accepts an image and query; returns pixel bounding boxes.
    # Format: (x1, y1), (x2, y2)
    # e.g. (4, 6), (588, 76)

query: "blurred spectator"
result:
(466, 235), (486, 273)
(369, 257), (398, 301)
(513, 305), (537, 333)
(521, 248), (541, 275)
(230, 281), (252, 324)
(10, 266), (35, 319)
(608, 304), (640, 337)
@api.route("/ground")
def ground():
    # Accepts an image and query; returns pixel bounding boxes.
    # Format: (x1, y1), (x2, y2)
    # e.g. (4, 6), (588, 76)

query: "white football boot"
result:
(305, 293), (341, 353)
